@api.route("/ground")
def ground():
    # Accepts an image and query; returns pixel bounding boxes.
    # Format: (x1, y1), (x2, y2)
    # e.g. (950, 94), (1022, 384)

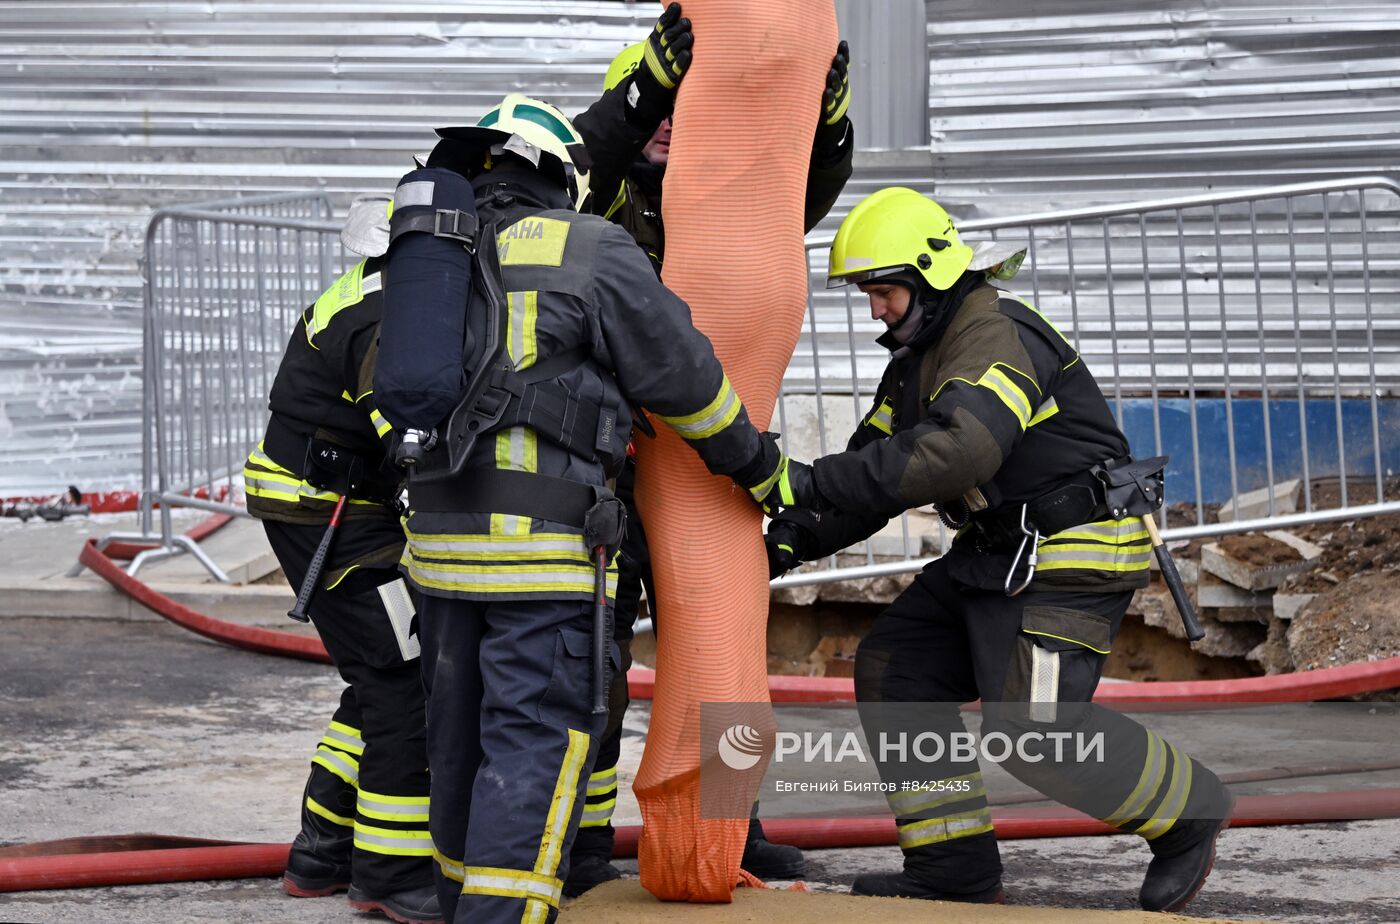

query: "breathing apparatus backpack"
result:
(375, 167), (633, 482)
(374, 167), (480, 450)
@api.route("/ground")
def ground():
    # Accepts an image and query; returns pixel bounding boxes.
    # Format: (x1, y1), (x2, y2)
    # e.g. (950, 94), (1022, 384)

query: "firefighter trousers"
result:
(263, 520), (433, 897)
(853, 557), (1230, 896)
(419, 595), (611, 924)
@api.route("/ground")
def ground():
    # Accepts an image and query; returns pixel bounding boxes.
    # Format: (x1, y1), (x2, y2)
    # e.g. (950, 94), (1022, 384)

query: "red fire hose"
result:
(26, 532), (1394, 896)
(6, 787), (1400, 893)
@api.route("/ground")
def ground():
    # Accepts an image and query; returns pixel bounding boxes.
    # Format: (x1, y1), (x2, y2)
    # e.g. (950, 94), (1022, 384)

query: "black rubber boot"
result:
(741, 816), (806, 881)
(346, 883), (443, 924)
(281, 830), (351, 898)
(563, 853), (623, 898)
(851, 870), (1005, 903)
(1138, 796), (1234, 913)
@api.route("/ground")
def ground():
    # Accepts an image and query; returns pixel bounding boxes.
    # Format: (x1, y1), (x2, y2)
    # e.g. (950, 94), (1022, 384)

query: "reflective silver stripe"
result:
(360, 272), (382, 296)
(1139, 742), (1193, 840)
(461, 868), (562, 906)
(869, 398), (894, 434)
(1028, 395), (1059, 426)
(407, 534), (589, 560)
(1029, 646), (1061, 724)
(1035, 548), (1153, 566)
(312, 746), (359, 786)
(394, 180), (435, 209)
(321, 722), (364, 756)
(357, 791), (430, 822)
(404, 559), (617, 596)
(352, 822), (433, 856)
(896, 808), (994, 850)
(1044, 519), (1148, 543)
(578, 798), (616, 826)
(657, 378), (741, 440)
(434, 847), (465, 883)
(978, 366), (1032, 427)
(1106, 731), (1167, 827)
(887, 773), (984, 816)
(586, 767), (618, 796)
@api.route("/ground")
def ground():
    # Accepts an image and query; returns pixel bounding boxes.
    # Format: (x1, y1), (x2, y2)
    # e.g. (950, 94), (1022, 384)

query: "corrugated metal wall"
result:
(924, 0), (1400, 217)
(2, 0), (1396, 494)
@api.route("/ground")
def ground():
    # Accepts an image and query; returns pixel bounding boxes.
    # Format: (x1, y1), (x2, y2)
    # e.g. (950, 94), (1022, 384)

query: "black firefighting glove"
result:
(815, 40), (851, 152)
(746, 433), (827, 516)
(626, 2), (693, 130)
(764, 519), (807, 579)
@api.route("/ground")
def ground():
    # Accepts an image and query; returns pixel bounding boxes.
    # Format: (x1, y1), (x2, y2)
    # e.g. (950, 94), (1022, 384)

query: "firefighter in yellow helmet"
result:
(394, 95), (813, 924)
(764, 189), (1234, 911)
(559, 3), (853, 894)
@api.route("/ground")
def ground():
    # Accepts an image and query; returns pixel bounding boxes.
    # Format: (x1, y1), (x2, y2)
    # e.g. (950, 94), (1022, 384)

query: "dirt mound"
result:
(1218, 533), (1301, 567)
(1288, 571), (1400, 672)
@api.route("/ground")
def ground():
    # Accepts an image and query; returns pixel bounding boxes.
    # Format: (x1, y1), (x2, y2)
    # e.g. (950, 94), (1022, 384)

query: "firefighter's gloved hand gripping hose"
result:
(632, 0), (837, 902)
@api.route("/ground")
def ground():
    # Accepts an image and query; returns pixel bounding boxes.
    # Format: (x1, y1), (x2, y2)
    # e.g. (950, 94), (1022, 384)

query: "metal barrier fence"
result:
(777, 175), (1400, 587)
(85, 177), (1400, 584)
(80, 193), (345, 580)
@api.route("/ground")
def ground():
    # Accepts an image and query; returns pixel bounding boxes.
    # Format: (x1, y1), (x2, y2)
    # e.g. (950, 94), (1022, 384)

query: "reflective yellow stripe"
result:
(403, 558), (618, 597)
(307, 262), (380, 347)
(494, 290), (539, 536)
(305, 795), (353, 828)
(1045, 519), (1149, 544)
(461, 866), (563, 906)
(887, 773), (986, 816)
(434, 847), (465, 883)
(320, 720), (365, 756)
(586, 767), (618, 796)
(896, 808), (994, 850)
(656, 375), (742, 440)
(1010, 293), (1073, 348)
(1028, 396), (1059, 427)
(867, 397), (894, 436)
(1138, 742), (1193, 840)
(977, 365), (1033, 429)
(312, 746), (360, 787)
(407, 532), (591, 563)
(746, 456), (785, 504)
(357, 789), (430, 823)
(1036, 517), (1153, 575)
(353, 821), (433, 857)
(531, 729), (589, 890)
(370, 407), (391, 438)
(602, 182), (628, 220)
(1023, 629), (1112, 656)
(1105, 730), (1167, 828)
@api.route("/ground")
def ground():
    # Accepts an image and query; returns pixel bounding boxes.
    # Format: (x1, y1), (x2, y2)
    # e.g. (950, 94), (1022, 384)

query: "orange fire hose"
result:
(631, 0), (837, 901)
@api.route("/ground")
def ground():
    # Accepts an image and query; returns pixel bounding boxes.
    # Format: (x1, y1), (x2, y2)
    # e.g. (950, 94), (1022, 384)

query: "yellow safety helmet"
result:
(826, 188), (975, 291)
(436, 94), (593, 212)
(604, 42), (646, 92)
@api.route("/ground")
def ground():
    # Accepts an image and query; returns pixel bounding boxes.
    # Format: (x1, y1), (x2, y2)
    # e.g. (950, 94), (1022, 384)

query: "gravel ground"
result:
(2, 618), (1398, 924)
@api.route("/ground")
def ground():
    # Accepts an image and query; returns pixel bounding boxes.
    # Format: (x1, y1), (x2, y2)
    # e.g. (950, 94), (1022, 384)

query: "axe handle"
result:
(591, 544), (611, 715)
(287, 495), (347, 623)
(1143, 512), (1206, 642)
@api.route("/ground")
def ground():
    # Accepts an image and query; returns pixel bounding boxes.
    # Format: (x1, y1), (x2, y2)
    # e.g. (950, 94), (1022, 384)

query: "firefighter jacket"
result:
(399, 167), (772, 604)
(572, 82), (854, 269)
(242, 255), (401, 529)
(787, 276), (1152, 593)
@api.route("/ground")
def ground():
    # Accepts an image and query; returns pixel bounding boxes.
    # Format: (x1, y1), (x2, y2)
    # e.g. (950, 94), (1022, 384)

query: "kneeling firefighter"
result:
(241, 197), (439, 922)
(374, 94), (812, 924)
(763, 188), (1233, 911)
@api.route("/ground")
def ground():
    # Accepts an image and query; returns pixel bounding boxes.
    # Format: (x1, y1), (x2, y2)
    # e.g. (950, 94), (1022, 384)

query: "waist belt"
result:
(263, 415), (399, 504)
(407, 468), (605, 530)
(969, 468), (1114, 553)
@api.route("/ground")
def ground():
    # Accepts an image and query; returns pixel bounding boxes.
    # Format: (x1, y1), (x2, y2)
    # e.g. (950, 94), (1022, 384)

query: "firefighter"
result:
(764, 188), (1234, 911)
(400, 95), (811, 924)
(241, 201), (438, 922)
(559, 4), (853, 892)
